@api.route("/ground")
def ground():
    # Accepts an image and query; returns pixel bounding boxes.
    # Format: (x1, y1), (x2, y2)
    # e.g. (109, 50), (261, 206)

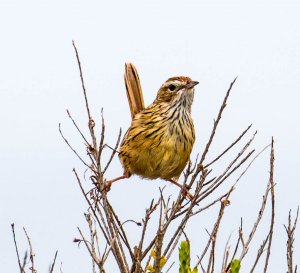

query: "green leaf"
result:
(179, 241), (199, 273)
(179, 241), (190, 273)
(230, 259), (241, 273)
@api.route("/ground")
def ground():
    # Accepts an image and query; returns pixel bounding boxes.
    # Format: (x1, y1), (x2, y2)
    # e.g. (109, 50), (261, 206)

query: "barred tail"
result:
(124, 63), (145, 119)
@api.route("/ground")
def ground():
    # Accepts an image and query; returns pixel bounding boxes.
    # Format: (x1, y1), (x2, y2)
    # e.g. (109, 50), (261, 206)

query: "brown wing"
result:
(124, 63), (145, 119)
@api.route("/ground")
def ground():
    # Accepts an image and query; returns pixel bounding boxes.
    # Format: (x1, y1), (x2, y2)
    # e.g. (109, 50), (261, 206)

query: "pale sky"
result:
(1, 0), (299, 272)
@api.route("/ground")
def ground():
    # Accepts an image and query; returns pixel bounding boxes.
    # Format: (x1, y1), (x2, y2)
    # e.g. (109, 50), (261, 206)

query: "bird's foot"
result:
(168, 179), (194, 201)
(180, 186), (194, 201)
(103, 180), (113, 192)
(103, 172), (131, 192)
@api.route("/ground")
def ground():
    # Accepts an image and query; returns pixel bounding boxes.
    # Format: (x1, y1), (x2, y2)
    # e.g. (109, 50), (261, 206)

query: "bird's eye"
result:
(168, 84), (176, 91)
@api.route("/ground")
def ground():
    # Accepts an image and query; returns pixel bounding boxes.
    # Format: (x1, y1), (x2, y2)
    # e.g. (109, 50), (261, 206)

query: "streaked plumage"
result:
(119, 76), (198, 181)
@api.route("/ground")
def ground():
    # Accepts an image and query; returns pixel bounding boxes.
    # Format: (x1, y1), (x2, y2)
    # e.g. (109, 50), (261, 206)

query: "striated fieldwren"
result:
(107, 65), (198, 194)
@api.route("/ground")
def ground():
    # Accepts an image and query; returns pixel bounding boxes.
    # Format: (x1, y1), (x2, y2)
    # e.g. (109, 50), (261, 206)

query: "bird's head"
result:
(154, 76), (199, 111)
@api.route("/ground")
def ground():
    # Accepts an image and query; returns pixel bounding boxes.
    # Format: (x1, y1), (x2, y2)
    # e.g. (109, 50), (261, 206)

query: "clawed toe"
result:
(181, 186), (194, 200)
(104, 180), (112, 192)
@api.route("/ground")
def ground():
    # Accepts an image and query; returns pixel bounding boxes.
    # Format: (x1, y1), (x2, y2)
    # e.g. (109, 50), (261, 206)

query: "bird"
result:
(106, 64), (198, 196)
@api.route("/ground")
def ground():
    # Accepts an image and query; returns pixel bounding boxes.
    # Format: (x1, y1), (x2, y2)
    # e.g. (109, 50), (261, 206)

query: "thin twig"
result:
(11, 224), (26, 273)
(263, 138), (275, 272)
(198, 149), (255, 203)
(205, 124), (252, 168)
(188, 77), (237, 189)
(107, 202), (135, 260)
(192, 193), (229, 217)
(85, 213), (97, 273)
(49, 251), (58, 273)
(221, 241), (230, 273)
(284, 207), (299, 273)
(72, 40), (98, 157)
(199, 131), (257, 200)
(239, 174), (272, 261)
(205, 193), (232, 273)
(66, 109), (90, 145)
(78, 227), (101, 265)
(133, 199), (159, 272)
(73, 169), (110, 242)
(226, 233), (241, 272)
(250, 233), (270, 273)
(97, 108), (105, 172)
(59, 123), (91, 170)
(199, 77), (237, 166)
(165, 261), (175, 273)
(101, 195), (130, 273)
(103, 128), (122, 174)
(23, 227), (36, 273)
(72, 40), (92, 122)
(163, 172), (208, 259)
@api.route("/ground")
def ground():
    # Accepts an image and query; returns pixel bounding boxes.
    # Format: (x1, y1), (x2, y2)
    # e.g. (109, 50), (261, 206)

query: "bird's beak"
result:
(186, 81), (199, 89)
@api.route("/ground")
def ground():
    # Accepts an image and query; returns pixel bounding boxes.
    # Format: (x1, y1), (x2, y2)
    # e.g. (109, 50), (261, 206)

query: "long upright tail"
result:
(124, 63), (145, 119)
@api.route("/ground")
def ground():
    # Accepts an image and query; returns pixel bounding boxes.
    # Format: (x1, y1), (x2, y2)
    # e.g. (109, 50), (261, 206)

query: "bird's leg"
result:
(168, 179), (194, 200)
(104, 172), (131, 191)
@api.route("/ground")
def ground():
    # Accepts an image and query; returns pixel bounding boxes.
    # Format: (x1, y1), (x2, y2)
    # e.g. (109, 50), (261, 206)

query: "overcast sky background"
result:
(1, 0), (300, 272)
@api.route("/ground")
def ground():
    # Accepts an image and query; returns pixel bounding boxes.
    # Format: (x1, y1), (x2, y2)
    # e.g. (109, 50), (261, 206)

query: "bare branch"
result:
(66, 109), (90, 145)
(11, 224), (26, 273)
(78, 227), (101, 265)
(197, 193), (232, 272)
(284, 207), (299, 273)
(49, 251), (58, 273)
(73, 169), (110, 242)
(250, 233), (270, 273)
(226, 232), (241, 272)
(239, 166), (272, 261)
(263, 138), (275, 272)
(103, 128), (122, 174)
(85, 213), (97, 273)
(72, 40), (98, 159)
(199, 77), (237, 165)
(188, 77), (237, 189)
(199, 131), (257, 202)
(97, 108), (105, 172)
(72, 40), (92, 123)
(23, 227), (36, 273)
(205, 124), (252, 168)
(59, 123), (92, 170)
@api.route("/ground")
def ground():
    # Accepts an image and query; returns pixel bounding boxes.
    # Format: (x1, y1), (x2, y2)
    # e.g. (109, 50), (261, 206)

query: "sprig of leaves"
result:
(179, 241), (198, 273)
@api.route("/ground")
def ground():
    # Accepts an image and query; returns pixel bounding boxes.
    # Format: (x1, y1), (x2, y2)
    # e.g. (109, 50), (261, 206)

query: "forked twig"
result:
(263, 138), (275, 272)
(72, 40), (92, 122)
(103, 128), (122, 174)
(23, 227), (36, 273)
(205, 124), (252, 168)
(238, 141), (274, 263)
(11, 224), (26, 273)
(72, 40), (98, 157)
(199, 77), (237, 166)
(250, 233), (270, 273)
(59, 123), (91, 170)
(188, 77), (237, 188)
(67, 109), (90, 145)
(284, 207), (299, 273)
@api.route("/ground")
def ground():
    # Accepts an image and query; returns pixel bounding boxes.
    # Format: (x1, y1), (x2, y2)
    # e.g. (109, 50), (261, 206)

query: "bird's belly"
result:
(122, 130), (194, 180)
